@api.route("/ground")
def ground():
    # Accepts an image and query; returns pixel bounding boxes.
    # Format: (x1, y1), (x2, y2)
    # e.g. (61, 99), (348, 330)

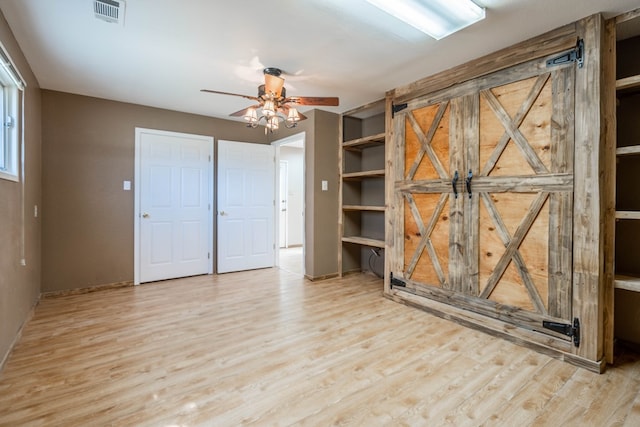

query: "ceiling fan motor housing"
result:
(263, 67), (282, 77)
(258, 84), (286, 99)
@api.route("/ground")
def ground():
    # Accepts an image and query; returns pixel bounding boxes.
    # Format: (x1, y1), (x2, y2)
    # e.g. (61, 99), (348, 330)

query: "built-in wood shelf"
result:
(342, 236), (385, 248)
(342, 169), (385, 180)
(342, 132), (386, 150)
(616, 75), (640, 92)
(615, 275), (640, 292)
(339, 98), (387, 277)
(616, 145), (640, 156)
(615, 211), (640, 220)
(342, 205), (385, 212)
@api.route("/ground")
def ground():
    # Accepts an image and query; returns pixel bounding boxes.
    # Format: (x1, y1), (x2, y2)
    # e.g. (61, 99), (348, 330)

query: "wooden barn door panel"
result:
(473, 64), (575, 327)
(400, 100), (458, 290)
(395, 55), (575, 337)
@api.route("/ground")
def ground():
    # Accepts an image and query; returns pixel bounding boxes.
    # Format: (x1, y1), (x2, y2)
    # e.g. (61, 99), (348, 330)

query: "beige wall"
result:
(0, 12), (42, 365)
(310, 110), (340, 277)
(41, 91), (268, 291)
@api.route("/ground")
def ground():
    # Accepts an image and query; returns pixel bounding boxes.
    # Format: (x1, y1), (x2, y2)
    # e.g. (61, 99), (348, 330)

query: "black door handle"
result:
(452, 170), (459, 199)
(466, 170), (473, 199)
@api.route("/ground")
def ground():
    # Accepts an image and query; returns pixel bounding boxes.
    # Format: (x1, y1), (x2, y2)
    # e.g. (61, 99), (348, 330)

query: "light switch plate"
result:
(322, 180), (328, 191)
(123, 180), (131, 191)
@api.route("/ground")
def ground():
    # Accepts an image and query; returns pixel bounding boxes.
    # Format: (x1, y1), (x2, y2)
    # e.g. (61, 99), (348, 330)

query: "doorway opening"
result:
(273, 132), (305, 276)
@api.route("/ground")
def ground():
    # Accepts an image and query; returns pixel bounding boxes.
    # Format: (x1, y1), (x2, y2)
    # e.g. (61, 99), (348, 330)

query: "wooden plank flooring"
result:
(1, 269), (640, 426)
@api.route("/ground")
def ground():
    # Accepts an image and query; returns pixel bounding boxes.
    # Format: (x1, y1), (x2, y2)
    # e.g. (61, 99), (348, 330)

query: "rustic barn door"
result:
(393, 55), (576, 339)
(401, 99), (456, 289)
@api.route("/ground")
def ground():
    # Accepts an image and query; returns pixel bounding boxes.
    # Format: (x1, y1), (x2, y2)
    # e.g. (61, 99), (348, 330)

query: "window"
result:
(0, 42), (24, 182)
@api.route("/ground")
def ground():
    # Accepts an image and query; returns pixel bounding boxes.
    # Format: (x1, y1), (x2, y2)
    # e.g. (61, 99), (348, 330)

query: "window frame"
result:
(0, 41), (25, 182)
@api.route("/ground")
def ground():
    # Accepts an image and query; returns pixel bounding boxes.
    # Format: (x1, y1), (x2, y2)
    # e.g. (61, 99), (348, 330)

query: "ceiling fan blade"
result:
(278, 105), (308, 121)
(229, 105), (262, 117)
(264, 74), (285, 97)
(201, 89), (260, 102)
(284, 96), (339, 106)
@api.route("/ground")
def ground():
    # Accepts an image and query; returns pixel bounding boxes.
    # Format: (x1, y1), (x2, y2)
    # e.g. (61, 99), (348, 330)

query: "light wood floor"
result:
(1, 269), (640, 426)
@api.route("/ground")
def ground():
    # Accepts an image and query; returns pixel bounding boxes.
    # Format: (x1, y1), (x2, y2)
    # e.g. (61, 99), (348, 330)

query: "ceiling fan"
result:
(201, 67), (339, 132)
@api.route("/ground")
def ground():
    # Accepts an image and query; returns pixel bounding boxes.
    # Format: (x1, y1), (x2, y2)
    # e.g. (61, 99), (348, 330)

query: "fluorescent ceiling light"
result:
(364, 0), (486, 40)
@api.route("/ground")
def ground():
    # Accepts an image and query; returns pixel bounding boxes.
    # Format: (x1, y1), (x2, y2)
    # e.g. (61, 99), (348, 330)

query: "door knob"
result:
(142, 213), (150, 218)
(219, 211), (227, 216)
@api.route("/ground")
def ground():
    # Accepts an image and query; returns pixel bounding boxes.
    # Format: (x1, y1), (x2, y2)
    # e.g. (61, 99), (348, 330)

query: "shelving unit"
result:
(613, 11), (640, 351)
(614, 26), (640, 291)
(338, 99), (387, 277)
(614, 131), (640, 290)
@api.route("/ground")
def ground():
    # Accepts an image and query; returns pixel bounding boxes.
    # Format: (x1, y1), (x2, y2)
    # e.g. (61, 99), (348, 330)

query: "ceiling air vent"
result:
(94, 0), (125, 25)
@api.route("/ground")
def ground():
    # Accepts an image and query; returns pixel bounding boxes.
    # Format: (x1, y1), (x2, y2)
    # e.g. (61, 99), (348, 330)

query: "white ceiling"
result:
(0, 0), (638, 122)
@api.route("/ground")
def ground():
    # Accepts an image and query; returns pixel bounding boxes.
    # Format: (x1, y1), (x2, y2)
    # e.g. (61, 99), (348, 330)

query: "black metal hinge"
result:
(392, 103), (408, 118)
(542, 318), (580, 347)
(390, 272), (406, 288)
(546, 38), (584, 69)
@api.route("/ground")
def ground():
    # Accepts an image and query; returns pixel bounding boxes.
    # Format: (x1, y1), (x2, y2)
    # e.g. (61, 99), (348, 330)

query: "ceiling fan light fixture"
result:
(244, 107), (258, 124)
(364, 0), (485, 40)
(263, 99), (276, 117)
(287, 108), (300, 123)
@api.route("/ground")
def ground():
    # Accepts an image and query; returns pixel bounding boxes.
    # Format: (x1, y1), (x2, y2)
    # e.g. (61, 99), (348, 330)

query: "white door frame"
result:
(279, 160), (289, 248)
(134, 127), (214, 285)
(272, 131), (305, 268)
